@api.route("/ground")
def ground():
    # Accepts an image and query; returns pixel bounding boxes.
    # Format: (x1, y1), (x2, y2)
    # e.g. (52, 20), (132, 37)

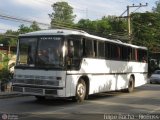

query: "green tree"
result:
(0, 22), (40, 47)
(153, 0), (160, 13)
(0, 35), (9, 46)
(30, 21), (41, 31)
(49, 1), (76, 28)
(77, 19), (97, 34)
(6, 30), (18, 46)
(77, 16), (127, 41)
(101, 16), (127, 40)
(18, 22), (41, 34)
(0, 30), (18, 46)
(131, 12), (160, 52)
(18, 24), (32, 34)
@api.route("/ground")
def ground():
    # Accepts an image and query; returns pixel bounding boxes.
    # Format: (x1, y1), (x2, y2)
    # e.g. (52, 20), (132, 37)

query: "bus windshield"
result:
(17, 36), (64, 68)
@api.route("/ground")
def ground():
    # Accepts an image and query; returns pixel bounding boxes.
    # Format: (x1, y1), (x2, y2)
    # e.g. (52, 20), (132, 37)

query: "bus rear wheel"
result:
(74, 79), (86, 102)
(127, 76), (134, 93)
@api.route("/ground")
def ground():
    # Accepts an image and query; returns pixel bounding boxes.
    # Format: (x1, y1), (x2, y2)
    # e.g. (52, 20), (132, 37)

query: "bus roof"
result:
(19, 29), (147, 50)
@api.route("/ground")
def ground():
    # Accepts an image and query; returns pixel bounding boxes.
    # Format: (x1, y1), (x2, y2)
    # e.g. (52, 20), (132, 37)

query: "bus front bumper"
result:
(12, 84), (65, 97)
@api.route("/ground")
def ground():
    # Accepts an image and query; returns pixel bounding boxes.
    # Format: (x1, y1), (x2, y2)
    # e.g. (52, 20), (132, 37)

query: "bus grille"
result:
(13, 87), (23, 92)
(13, 75), (60, 86)
(13, 86), (57, 95)
(13, 79), (59, 86)
(45, 89), (57, 95)
(25, 87), (43, 94)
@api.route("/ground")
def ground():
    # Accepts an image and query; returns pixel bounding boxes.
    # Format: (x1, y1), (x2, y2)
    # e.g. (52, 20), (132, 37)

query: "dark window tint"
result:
(68, 39), (82, 58)
(18, 38), (37, 65)
(85, 39), (94, 57)
(37, 37), (63, 66)
(68, 36), (83, 68)
(131, 48), (136, 61)
(94, 40), (97, 57)
(105, 42), (111, 59)
(121, 46), (127, 60)
(121, 46), (131, 61)
(98, 41), (105, 58)
(137, 49), (147, 62)
(111, 44), (119, 60)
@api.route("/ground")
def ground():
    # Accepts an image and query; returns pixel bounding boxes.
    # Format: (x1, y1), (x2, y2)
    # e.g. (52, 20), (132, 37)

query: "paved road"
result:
(0, 84), (160, 120)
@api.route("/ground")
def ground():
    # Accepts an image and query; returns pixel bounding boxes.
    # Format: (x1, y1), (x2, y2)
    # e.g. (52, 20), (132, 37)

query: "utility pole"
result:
(127, 5), (131, 43)
(127, 3), (148, 43)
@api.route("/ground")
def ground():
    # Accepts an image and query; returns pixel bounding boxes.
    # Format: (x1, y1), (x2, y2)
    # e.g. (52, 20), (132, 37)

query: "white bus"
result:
(12, 29), (148, 102)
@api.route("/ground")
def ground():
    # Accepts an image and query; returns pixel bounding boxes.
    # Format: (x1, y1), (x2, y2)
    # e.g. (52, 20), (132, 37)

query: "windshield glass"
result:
(37, 37), (63, 67)
(18, 38), (37, 66)
(17, 36), (64, 68)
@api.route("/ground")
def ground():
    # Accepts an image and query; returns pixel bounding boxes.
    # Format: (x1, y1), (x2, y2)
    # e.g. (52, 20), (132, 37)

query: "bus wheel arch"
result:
(74, 76), (89, 102)
(127, 74), (135, 93)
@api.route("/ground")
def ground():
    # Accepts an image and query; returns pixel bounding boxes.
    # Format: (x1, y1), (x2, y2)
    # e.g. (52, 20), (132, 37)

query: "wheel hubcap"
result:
(77, 83), (85, 97)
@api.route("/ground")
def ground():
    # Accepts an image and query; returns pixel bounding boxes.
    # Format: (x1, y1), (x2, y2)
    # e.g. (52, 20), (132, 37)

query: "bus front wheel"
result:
(127, 76), (134, 93)
(74, 79), (86, 102)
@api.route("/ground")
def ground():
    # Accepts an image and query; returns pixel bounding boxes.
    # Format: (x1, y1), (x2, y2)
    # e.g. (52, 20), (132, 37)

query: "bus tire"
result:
(35, 96), (45, 101)
(75, 79), (86, 102)
(127, 76), (134, 93)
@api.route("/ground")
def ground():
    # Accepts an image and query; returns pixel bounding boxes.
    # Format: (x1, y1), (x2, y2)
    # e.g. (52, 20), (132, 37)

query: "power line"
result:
(0, 13), (50, 27)
(0, 7), (129, 41)
(132, 6), (141, 13)
(0, 11), (97, 33)
(0, 11), (82, 30)
(0, 33), (18, 38)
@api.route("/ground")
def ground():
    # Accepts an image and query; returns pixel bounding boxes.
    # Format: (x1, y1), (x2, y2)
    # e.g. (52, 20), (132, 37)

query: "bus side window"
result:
(94, 40), (97, 57)
(131, 48), (136, 61)
(68, 40), (74, 58)
(105, 42), (110, 59)
(121, 46), (130, 61)
(138, 49), (147, 62)
(68, 39), (83, 58)
(135, 49), (138, 61)
(85, 39), (94, 57)
(98, 41), (105, 58)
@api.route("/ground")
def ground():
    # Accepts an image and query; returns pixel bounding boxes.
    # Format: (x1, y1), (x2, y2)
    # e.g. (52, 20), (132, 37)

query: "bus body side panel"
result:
(65, 74), (80, 97)
(127, 62), (148, 87)
(132, 72), (148, 87)
(76, 58), (148, 95)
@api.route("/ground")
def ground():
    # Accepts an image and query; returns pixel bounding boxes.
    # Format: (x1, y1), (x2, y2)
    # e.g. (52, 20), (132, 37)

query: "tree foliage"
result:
(0, 1), (160, 54)
(18, 21), (40, 34)
(76, 16), (127, 41)
(49, 1), (76, 28)
(18, 24), (32, 34)
(0, 30), (18, 46)
(0, 21), (40, 46)
(30, 21), (41, 31)
(153, 0), (160, 13)
(131, 12), (160, 52)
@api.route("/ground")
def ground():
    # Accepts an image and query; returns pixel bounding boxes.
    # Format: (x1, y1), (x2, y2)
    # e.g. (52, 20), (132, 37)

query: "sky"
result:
(0, 0), (158, 33)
